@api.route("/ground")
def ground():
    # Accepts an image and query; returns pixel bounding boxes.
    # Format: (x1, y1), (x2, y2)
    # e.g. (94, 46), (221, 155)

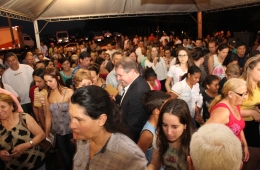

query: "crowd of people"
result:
(0, 30), (260, 170)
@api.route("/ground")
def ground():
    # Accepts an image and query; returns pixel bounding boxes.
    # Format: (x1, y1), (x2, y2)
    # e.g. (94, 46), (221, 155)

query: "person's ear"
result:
(228, 91), (233, 98)
(153, 108), (160, 116)
(57, 76), (60, 80)
(206, 84), (210, 89)
(187, 156), (195, 170)
(98, 114), (107, 126)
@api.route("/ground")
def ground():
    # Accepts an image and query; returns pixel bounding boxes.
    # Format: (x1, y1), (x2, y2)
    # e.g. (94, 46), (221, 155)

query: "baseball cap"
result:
(228, 38), (236, 46)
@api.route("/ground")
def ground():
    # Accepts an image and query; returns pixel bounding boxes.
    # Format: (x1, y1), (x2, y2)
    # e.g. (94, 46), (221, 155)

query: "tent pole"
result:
(197, 11), (202, 38)
(38, 21), (49, 34)
(33, 20), (40, 50)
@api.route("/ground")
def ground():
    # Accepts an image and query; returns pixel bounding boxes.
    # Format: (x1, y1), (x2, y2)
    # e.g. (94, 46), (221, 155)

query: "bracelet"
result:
(29, 140), (33, 147)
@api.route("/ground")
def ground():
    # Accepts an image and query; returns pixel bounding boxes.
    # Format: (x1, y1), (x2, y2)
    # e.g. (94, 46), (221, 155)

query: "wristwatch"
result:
(29, 140), (33, 147)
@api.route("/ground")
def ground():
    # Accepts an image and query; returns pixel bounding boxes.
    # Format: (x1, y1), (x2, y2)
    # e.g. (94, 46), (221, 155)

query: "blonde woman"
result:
(206, 78), (249, 162)
(73, 69), (93, 89)
(240, 56), (260, 170)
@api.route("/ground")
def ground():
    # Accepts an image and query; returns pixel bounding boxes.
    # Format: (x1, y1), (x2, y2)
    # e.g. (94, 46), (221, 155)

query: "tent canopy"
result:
(0, 0), (260, 22)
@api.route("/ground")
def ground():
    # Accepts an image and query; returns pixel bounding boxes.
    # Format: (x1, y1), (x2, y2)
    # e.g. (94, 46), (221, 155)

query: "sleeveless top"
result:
(140, 121), (156, 164)
(49, 89), (72, 135)
(210, 103), (245, 140)
(212, 55), (225, 79)
(0, 113), (45, 170)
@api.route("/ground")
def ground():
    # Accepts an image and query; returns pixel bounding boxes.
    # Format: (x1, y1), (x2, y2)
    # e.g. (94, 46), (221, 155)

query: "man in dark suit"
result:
(115, 57), (150, 143)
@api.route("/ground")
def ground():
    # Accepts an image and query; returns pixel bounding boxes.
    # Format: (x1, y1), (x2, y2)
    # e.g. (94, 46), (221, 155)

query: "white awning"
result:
(0, 0), (259, 22)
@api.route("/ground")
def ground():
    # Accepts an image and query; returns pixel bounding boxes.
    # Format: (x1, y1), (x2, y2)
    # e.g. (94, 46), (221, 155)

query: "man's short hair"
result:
(79, 51), (90, 60)
(190, 123), (242, 170)
(115, 57), (139, 73)
(5, 52), (17, 60)
(208, 39), (218, 46)
(111, 51), (123, 60)
(235, 41), (246, 49)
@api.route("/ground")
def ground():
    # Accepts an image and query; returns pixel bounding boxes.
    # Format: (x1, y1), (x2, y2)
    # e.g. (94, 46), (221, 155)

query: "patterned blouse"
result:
(34, 88), (47, 108)
(49, 102), (71, 135)
(0, 113), (45, 170)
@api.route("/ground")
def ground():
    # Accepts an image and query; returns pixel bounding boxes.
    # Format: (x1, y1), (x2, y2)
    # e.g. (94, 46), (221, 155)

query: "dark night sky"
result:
(0, 5), (259, 39)
(0, 18), (85, 36)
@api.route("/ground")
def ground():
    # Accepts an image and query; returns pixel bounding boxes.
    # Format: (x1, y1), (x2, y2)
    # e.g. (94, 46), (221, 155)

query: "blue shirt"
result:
(71, 65), (81, 85)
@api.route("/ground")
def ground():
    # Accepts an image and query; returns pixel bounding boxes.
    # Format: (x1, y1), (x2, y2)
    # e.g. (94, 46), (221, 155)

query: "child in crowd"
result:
(144, 67), (161, 90)
(202, 75), (220, 122)
(218, 63), (240, 93)
(138, 90), (170, 164)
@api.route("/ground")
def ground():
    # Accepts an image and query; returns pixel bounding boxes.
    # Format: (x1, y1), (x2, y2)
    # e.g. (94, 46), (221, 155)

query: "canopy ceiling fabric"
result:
(0, 0), (260, 22)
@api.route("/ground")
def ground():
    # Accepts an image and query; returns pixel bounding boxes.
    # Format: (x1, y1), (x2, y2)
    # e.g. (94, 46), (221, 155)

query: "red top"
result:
(29, 85), (37, 102)
(210, 103), (245, 141)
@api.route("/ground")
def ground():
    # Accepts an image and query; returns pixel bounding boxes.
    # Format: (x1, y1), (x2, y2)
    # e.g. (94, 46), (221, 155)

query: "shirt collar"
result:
(123, 75), (138, 92)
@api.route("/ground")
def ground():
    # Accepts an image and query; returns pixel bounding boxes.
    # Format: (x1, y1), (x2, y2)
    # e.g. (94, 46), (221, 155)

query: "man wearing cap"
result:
(228, 38), (237, 53)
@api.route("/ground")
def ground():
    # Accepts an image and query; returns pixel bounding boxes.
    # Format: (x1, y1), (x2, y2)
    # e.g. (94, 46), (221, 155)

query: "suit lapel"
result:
(120, 76), (140, 106)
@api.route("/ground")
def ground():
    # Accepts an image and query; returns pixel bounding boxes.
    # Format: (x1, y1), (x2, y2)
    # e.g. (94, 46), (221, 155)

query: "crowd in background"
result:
(0, 30), (260, 170)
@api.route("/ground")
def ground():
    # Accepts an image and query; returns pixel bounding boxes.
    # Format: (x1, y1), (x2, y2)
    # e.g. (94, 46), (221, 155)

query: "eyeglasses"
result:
(178, 54), (188, 58)
(233, 91), (248, 97)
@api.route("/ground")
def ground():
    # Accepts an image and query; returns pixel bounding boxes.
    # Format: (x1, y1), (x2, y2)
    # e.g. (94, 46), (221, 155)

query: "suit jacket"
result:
(119, 75), (150, 143)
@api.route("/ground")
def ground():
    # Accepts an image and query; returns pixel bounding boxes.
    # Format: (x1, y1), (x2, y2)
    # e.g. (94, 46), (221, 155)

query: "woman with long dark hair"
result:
(44, 68), (74, 170)
(145, 46), (167, 92)
(70, 86), (147, 170)
(148, 99), (194, 170)
(208, 43), (229, 79)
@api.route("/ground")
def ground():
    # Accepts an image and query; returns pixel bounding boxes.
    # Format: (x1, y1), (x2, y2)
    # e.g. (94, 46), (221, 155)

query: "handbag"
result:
(101, 83), (119, 96)
(19, 113), (53, 153)
(49, 88), (67, 148)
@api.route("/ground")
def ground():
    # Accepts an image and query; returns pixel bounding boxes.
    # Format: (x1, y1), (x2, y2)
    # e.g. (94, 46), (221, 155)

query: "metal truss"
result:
(204, 1), (260, 13)
(44, 12), (190, 22)
(0, 9), (32, 22)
